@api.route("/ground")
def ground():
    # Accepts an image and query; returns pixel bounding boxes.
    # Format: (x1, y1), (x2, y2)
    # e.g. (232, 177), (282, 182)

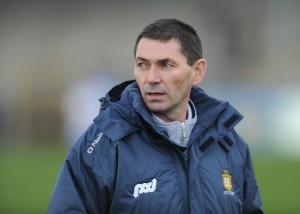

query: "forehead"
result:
(136, 38), (185, 60)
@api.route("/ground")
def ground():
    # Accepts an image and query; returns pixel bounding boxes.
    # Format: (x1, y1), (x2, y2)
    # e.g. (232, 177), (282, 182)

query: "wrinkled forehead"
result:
(135, 38), (185, 61)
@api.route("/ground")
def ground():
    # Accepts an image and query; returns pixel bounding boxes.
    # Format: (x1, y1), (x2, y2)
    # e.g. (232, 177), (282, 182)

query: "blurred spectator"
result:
(61, 71), (119, 145)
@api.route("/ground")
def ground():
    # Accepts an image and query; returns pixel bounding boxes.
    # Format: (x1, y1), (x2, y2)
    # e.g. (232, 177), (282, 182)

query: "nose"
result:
(146, 66), (161, 84)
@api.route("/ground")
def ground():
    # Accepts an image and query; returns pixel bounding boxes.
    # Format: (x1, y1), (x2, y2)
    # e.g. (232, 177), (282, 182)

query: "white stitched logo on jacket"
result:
(133, 178), (157, 198)
(87, 132), (103, 154)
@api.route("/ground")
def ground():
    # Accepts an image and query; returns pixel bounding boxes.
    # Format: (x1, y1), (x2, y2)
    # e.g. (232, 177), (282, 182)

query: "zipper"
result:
(152, 138), (190, 212)
(147, 123), (189, 212)
(180, 122), (186, 143)
(174, 147), (190, 213)
(182, 149), (188, 164)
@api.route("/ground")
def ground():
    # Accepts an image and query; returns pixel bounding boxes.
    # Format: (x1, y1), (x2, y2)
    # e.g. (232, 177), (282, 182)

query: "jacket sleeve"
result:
(48, 127), (116, 214)
(234, 131), (264, 214)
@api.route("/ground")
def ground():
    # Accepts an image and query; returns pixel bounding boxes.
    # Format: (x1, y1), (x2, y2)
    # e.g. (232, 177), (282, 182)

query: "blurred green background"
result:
(1, 1), (300, 213)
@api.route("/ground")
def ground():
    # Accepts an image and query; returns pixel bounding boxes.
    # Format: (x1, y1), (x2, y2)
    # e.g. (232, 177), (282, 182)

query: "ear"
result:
(192, 58), (207, 86)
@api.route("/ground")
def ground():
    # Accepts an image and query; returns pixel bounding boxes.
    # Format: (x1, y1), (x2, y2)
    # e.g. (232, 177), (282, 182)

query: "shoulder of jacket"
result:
(218, 104), (243, 130)
(199, 104), (246, 153)
(62, 123), (118, 189)
(93, 103), (142, 142)
(231, 129), (249, 158)
(67, 123), (116, 168)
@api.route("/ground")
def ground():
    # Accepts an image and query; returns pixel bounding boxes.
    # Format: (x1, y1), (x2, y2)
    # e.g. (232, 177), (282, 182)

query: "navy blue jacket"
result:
(48, 81), (263, 214)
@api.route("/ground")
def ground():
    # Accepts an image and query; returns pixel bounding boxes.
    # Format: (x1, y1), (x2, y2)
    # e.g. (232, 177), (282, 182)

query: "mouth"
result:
(147, 92), (164, 95)
(146, 92), (165, 99)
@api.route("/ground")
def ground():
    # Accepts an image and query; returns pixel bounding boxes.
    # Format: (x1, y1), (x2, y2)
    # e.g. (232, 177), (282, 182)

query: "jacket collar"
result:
(94, 81), (243, 146)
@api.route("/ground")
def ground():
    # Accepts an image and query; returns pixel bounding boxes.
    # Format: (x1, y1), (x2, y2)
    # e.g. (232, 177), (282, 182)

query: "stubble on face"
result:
(134, 38), (194, 122)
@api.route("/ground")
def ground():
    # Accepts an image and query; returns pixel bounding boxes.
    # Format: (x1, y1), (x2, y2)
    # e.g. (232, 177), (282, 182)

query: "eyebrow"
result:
(136, 56), (175, 64)
(136, 56), (149, 62)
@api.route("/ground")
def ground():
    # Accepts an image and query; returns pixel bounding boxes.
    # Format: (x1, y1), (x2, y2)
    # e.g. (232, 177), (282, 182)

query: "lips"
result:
(147, 92), (164, 95)
(146, 92), (165, 100)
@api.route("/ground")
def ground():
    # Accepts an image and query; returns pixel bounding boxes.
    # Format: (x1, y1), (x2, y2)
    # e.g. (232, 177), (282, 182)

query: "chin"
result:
(146, 105), (165, 113)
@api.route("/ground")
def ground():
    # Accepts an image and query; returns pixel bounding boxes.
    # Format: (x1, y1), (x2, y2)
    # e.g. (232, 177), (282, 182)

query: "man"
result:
(48, 19), (263, 213)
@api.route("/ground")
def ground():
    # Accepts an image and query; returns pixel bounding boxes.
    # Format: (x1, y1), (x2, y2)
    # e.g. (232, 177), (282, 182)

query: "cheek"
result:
(173, 76), (192, 95)
(174, 80), (182, 90)
(173, 75), (189, 88)
(134, 69), (146, 82)
(133, 70), (138, 79)
(134, 72), (143, 86)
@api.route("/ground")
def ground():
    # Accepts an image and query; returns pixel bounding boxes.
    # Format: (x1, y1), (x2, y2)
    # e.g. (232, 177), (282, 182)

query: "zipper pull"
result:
(181, 122), (186, 139)
(183, 149), (188, 161)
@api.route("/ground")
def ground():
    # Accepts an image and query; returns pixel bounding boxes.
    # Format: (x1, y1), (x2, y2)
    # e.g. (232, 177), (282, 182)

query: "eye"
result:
(161, 62), (174, 70)
(136, 62), (148, 71)
(164, 62), (173, 67)
(137, 62), (144, 68)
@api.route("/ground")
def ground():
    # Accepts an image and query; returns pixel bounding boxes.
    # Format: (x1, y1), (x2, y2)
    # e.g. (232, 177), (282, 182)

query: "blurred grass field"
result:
(0, 145), (300, 213)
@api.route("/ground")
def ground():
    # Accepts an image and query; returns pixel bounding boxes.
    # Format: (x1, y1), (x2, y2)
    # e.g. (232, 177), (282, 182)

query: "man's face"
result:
(134, 38), (204, 122)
